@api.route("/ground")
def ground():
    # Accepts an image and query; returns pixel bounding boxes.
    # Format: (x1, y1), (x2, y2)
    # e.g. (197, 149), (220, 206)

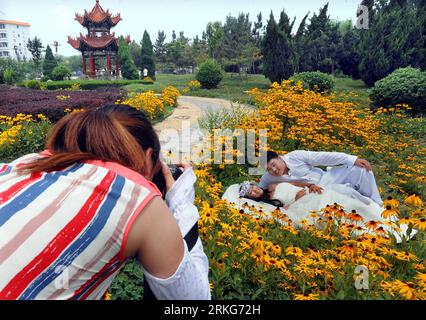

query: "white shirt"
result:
(259, 150), (357, 188)
(140, 168), (211, 300)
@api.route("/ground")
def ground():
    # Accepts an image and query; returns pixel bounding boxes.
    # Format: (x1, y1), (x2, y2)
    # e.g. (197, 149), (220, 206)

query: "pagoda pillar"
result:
(106, 53), (111, 73)
(89, 53), (95, 78)
(82, 55), (86, 76)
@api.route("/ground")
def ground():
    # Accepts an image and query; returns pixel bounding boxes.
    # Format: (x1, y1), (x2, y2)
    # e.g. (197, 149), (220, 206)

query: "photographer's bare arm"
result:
(124, 161), (210, 299)
(124, 197), (184, 279)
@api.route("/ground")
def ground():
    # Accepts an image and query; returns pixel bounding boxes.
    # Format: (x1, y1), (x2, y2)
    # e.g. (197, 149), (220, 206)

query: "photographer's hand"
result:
(176, 162), (192, 171)
(161, 161), (176, 192)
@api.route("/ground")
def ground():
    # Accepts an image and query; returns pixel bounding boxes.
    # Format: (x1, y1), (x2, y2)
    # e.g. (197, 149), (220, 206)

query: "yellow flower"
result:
(412, 218), (426, 231)
(285, 246), (303, 258)
(415, 273), (426, 288)
(405, 194), (423, 207)
(294, 293), (320, 300)
(381, 206), (399, 219)
(383, 196), (400, 208)
(392, 280), (418, 300)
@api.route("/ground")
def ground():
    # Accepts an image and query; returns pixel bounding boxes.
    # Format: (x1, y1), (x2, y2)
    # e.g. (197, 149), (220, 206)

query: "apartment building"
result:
(0, 20), (31, 60)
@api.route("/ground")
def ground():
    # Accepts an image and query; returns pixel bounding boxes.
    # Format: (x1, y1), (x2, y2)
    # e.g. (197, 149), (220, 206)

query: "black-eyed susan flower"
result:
(405, 194), (423, 207)
(375, 226), (388, 237)
(364, 220), (381, 230)
(348, 210), (364, 223)
(294, 293), (320, 300)
(383, 196), (400, 208)
(381, 205), (399, 219)
(412, 218), (426, 230)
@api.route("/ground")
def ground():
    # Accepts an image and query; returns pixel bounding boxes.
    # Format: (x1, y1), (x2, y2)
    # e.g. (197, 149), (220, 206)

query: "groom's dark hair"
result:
(267, 151), (279, 163)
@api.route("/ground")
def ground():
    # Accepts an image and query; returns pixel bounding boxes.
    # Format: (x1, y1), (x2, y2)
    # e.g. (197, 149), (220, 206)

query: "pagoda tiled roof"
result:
(67, 33), (130, 50)
(75, 0), (121, 27)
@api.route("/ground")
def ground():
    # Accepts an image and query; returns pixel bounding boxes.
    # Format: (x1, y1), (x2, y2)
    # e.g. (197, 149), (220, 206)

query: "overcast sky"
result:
(0, 0), (363, 57)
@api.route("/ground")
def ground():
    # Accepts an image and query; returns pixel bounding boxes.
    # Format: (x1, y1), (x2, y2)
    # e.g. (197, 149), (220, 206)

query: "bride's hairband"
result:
(239, 181), (253, 198)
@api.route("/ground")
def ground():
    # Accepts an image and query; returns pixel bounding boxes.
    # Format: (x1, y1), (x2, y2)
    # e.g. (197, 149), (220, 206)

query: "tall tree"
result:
(294, 12), (310, 73)
(118, 36), (139, 80)
(358, 0), (424, 85)
(42, 44), (57, 79)
(262, 11), (296, 83)
(141, 30), (156, 79)
(304, 3), (335, 73)
(338, 23), (360, 78)
(251, 12), (265, 73)
(154, 30), (167, 63)
(26, 37), (44, 76)
(129, 41), (142, 69)
(191, 35), (209, 66)
(216, 13), (256, 74)
(206, 22), (224, 59)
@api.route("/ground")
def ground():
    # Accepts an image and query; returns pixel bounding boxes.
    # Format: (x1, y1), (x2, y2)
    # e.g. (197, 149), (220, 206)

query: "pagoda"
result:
(67, 0), (130, 78)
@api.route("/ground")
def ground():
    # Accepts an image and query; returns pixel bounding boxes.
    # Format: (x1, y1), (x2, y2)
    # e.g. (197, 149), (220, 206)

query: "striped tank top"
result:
(0, 152), (161, 300)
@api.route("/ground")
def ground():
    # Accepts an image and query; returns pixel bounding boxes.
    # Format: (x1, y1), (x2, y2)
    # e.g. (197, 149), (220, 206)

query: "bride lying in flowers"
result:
(222, 181), (416, 243)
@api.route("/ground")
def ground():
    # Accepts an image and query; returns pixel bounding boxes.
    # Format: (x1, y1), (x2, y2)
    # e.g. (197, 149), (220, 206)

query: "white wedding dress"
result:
(271, 183), (416, 242)
(273, 183), (381, 222)
(221, 183), (416, 243)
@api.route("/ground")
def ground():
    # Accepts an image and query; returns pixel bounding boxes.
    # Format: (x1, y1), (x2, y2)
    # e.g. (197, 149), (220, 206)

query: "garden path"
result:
(153, 96), (252, 163)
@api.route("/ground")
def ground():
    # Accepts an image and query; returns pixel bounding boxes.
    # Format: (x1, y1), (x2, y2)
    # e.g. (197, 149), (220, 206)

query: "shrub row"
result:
(18, 79), (155, 91)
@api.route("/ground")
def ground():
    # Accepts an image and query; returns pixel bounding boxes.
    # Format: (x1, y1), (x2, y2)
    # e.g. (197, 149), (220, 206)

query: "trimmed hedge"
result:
(196, 59), (223, 89)
(290, 71), (336, 93)
(18, 79), (155, 90)
(370, 67), (426, 115)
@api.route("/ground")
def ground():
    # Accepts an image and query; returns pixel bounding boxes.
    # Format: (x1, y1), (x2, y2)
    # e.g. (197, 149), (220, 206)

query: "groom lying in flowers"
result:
(260, 150), (383, 206)
(228, 150), (417, 242)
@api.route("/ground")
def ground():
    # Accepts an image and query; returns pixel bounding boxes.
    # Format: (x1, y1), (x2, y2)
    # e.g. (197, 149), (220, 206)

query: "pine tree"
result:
(338, 24), (360, 78)
(294, 12), (310, 73)
(261, 11), (296, 83)
(42, 45), (57, 80)
(118, 36), (139, 80)
(154, 30), (167, 63)
(26, 37), (44, 76)
(141, 30), (156, 79)
(305, 3), (334, 73)
(128, 41), (142, 69)
(358, 0), (424, 86)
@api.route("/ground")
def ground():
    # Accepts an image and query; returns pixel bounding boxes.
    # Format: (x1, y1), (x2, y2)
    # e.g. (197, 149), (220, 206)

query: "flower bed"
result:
(0, 85), (123, 122)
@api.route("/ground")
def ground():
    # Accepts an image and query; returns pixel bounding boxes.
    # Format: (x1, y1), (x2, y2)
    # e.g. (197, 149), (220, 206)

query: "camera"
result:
(152, 164), (184, 198)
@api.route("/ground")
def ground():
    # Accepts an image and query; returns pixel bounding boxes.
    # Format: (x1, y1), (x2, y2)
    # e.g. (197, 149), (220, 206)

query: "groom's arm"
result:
(290, 150), (357, 168)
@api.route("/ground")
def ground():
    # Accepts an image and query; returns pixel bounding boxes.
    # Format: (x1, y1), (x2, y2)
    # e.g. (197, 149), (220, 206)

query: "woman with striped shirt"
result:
(0, 104), (211, 300)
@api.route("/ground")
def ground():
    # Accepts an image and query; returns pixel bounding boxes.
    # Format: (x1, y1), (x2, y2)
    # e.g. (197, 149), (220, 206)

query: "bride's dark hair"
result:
(247, 187), (284, 208)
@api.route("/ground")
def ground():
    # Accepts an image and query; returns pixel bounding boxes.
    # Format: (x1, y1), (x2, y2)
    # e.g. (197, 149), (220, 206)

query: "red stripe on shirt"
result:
(0, 172), (43, 204)
(0, 171), (116, 300)
(70, 253), (121, 300)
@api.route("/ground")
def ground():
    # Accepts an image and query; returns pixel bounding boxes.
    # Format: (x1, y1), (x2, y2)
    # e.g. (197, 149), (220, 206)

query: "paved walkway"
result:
(153, 96), (253, 163)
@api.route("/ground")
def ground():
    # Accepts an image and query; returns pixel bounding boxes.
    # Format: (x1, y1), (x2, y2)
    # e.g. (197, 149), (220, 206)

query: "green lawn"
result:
(124, 73), (372, 106)
(334, 76), (371, 107)
(124, 73), (271, 104)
